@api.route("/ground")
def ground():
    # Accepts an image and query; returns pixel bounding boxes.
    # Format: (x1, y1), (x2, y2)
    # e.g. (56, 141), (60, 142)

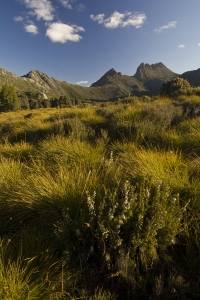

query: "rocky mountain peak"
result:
(134, 62), (175, 80)
(21, 70), (65, 94)
(105, 68), (118, 77)
(22, 70), (49, 81)
(24, 70), (39, 78)
(91, 68), (122, 87)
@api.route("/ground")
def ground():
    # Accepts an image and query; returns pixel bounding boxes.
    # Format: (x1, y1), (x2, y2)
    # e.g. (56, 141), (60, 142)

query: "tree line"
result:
(1, 78), (200, 112)
(0, 84), (82, 112)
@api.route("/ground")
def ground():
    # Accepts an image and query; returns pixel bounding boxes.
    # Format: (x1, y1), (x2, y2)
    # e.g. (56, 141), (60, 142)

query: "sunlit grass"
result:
(118, 147), (189, 191)
(0, 97), (200, 298)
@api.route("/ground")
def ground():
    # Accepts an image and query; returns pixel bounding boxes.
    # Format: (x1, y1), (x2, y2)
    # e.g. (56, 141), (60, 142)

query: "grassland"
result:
(1, 95), (200, 299)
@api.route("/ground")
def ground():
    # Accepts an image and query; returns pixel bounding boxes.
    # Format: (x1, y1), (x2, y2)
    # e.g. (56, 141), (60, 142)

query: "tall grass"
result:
(0, 98), (200, 299)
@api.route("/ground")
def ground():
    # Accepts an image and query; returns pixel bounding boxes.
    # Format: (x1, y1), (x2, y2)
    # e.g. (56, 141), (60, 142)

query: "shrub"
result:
(54, 179), (184, 275)
(0, 84), (20, 111)
(160, 78), (191, 98)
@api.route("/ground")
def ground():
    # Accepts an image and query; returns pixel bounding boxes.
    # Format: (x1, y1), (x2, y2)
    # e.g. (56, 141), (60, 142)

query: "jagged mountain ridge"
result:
(133, 62), (179, 93)
(91, 62), (179, 96)
(0, 63), (199, 101)
(134, 62), (178, 80)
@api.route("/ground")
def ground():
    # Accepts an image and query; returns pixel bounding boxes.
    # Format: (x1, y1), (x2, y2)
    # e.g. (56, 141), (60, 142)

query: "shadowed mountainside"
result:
(180, 68), (200, 87)
(133, 62), (179, 93)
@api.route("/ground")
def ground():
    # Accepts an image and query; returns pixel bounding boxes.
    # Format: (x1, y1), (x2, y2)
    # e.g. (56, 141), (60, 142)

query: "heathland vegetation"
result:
(1, 77), (200, 299)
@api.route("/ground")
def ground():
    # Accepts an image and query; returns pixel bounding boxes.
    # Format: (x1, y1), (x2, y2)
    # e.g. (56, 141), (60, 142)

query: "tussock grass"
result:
(0, 98), (200, 299)
(0, 140), (35, 160)
(119, 147), (188, 189)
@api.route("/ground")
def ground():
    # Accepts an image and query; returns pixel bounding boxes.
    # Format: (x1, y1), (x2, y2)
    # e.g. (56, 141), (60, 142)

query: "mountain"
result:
(91, 67), (145, 98)
(0, 67), (142, 101)
(21, 70), (66, 95)
(0, 62), (199, 102)
(91, 62), (179, 96)
(180, 68), (200, 87)
(134, 62), (178, 80)
(91, 68), (123, 87)
(0, 68), (99, 101)
(133, 62), (179, 93)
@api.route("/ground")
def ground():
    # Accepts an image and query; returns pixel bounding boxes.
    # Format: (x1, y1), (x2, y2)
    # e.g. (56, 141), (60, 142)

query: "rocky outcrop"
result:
(134, 62), (178, 80)
(21, 70), (65, 94)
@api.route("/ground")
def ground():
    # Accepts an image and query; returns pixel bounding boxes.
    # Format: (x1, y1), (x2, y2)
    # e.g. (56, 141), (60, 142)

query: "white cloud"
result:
(90, 11), (146, 29)
(104, 11), (125, 29)
(90, 14), (105, 24)
(76, 80), (88, 85)
(14, 16), (24, 22)
(58, 0), (73, 9)
(198, 43), (200, 46)
(46, 22), (85, 43)
(155, 21), (177, 33)
(24, 23), (39, 34)
(122, 13), (147, 28)
(178, 44), (185, 48)
(22, 0), (54, 21)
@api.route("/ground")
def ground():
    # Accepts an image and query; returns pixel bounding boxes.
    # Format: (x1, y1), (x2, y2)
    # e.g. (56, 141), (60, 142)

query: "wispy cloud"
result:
(178, 44), (185, 48)
(90, 14), (105, 24)
(46, 22), (85, 43)
(90, 11), (146, 29)
(14, 16), (24, 22)
(155, 21), (177, 33)
(76, 80), (88, 85)
(21, 0), (54, 21)
(58, 0), (73, 9)
(77, 4), (85, 12)
(24, 23), (39, 34)
(122, 14), (146, 28)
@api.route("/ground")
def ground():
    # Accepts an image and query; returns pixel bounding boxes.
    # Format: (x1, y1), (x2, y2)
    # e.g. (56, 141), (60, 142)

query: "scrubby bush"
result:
(160, 77), (191, 98)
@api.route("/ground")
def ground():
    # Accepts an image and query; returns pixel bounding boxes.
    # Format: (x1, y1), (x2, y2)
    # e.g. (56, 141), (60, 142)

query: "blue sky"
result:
(1, 0), (200, 86)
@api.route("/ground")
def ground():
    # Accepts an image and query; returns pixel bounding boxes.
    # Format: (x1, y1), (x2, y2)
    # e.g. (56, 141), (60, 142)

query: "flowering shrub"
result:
(54, 178), (185, 273)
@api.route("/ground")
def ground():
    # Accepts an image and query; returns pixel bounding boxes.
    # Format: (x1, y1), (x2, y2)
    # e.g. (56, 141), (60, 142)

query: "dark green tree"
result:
(0, 84), (20, 111)
(160, 77), (191, 98)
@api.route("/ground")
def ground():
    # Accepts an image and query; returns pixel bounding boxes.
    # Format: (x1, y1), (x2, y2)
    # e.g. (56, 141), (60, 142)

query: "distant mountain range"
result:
(0, 62), (199, 101)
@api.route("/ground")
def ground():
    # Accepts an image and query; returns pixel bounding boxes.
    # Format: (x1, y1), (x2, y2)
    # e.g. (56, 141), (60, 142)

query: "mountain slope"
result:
(91, 68), (146, 96)
(180, 68), (200, 87)
(1, 62), (198, 101)
(0, 68), (95, 101)
(91, 68), (123, 86)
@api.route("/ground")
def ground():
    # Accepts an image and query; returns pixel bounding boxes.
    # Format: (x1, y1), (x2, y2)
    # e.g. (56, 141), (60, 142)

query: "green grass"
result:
(0, 97), (200, 299)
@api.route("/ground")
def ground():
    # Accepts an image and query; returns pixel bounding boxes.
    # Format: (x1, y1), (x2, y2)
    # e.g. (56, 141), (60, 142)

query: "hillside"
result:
(1, 62), (200, 101)
(0, 67), (138, 101)
(181, 68), (200, 87)
(91, 67), (146, 98)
